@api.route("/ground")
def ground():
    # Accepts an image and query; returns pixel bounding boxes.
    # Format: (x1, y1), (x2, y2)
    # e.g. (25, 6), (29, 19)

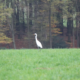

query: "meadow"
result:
(0, 49), (80, 80)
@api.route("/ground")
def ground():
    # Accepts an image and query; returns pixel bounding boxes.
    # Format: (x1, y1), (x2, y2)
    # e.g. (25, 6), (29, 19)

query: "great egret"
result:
(33, 33), (43, 48)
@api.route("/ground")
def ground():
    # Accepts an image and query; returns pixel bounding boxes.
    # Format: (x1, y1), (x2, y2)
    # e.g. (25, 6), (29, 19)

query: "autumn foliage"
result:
(0, 2), (13, 44)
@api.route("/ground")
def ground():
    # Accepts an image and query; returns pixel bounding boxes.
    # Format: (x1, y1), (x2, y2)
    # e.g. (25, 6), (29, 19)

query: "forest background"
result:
(0, 0), (80, 49)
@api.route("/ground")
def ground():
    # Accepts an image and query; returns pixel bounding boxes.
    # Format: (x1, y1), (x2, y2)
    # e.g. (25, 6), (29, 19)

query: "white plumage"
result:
(34, 33), (43, 48)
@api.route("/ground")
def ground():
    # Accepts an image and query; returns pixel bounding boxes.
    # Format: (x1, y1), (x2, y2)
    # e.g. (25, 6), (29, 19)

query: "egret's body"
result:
(34, 33), (43, 48)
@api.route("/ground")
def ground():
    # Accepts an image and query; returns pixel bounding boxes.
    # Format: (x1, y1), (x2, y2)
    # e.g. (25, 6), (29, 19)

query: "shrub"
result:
(52, 36), (68, 48)
(0, 47), (7, 49)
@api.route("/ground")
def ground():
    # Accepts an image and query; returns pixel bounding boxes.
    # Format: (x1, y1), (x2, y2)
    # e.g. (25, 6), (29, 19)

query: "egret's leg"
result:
(38, 47), (41, 51)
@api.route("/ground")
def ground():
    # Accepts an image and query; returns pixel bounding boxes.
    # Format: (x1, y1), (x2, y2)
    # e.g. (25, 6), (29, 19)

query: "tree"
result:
(75, 0), (80, 47)
(0, 1), (13, 44)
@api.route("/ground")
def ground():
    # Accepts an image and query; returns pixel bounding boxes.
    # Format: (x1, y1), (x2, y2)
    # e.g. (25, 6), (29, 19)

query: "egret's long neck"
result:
(35, 35), (37, 41)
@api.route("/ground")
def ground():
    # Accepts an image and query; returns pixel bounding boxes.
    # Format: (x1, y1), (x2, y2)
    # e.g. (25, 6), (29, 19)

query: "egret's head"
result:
(33, 33), (37, 36)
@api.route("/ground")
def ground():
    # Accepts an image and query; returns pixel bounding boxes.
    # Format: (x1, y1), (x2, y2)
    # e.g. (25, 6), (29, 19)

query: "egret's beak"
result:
(33, 34), (35, 35)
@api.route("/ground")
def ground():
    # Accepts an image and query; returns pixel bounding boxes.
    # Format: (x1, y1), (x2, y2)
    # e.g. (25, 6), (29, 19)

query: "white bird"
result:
(33, 33), (43, 48)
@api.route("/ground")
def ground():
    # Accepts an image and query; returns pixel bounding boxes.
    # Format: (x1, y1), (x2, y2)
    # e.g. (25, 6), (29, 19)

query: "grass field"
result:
(0, 49), (80, 80)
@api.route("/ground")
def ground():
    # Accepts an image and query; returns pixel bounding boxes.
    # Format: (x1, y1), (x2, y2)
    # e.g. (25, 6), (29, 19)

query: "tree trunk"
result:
(72, 27), (75, 48)
(22, 0), (25, 33)
(10, 0), (16, 49)
(76, 21), (79, 48)
(7, 17), (16, 49)
(11, 20), (16, 49)
(75, 0), (80, 48)
(56, 8), (63, 35)
(27, 1), (30, 48)
(67, 17), (73, 42)
(29, 1), (33, 29)
(49, 0), (52, 48)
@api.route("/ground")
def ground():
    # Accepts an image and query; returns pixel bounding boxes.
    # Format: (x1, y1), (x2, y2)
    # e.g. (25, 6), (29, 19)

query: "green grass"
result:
(0, 49), (80, 80)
